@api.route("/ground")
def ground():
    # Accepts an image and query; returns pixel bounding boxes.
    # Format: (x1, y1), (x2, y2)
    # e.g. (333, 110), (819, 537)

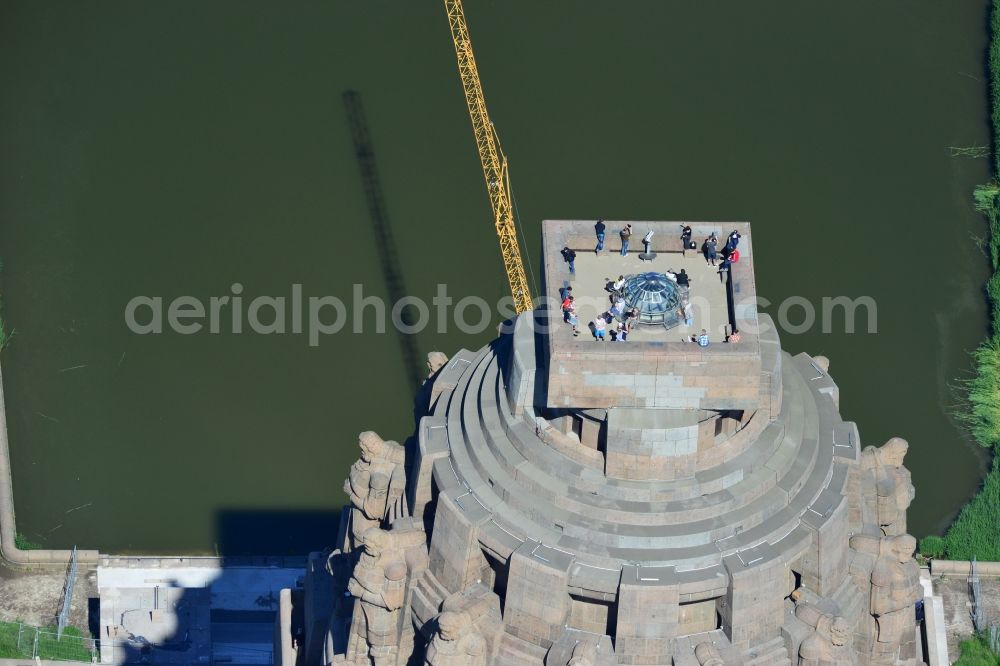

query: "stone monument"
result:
(859, 438), (915, 538)
(694, 642), (726, 666)
(293, 221), (923, 665)
(793, 602), (855, 666)
(343, 432), (407, 551)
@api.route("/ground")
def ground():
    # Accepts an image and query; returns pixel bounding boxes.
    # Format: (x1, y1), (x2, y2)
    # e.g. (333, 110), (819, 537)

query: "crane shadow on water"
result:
(343, 90), (423, 389)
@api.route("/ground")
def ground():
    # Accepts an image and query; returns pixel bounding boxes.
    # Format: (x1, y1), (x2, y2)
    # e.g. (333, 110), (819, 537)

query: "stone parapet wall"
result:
(547, 344), (763, 411)
(0, 363), (100, 567)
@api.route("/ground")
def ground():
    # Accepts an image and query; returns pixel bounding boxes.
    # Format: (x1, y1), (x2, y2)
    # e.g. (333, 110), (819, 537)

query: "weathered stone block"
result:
(615, 565), (680, 664)
(503, 540), (575, 649)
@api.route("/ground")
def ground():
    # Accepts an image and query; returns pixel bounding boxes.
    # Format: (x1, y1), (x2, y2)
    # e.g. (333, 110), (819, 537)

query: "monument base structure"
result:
(286, 222), (922, 666)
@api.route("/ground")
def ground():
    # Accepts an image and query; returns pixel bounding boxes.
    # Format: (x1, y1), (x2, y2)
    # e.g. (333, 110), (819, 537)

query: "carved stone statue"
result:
(347, 528), (408, 666)
(794, 603), (855, 666)
(432, 583), (502, 664)
(870, 534), (921, 663)
(860, 437), (915, 536)
(694, 641), (725, 666)
(424, 611), (486, 666)
(811, 355), (830, 373)
(564, 639), (599, 666)
(344, 431), (407, 551)
(849, 533), (921, 665)
(426, 352), (449, 378)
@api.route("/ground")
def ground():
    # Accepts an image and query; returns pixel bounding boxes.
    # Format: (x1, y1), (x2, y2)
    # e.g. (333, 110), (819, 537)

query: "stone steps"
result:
(429, 348), (481, 418)
(495, 632), (549, 666)
(410, 569), (450, 630)
(434, 336), (850, 576)
(498, 349), (799, 516)
(439, 343), (830, 565)
(443, 347), (522, 519)
(744, 636), (791, 665)
(830, 571), (866, 623)
(477, 355), (824, 550)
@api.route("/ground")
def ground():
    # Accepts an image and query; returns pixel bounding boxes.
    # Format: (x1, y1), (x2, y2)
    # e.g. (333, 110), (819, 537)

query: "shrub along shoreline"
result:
(931, 6), (1000, 663)
(934, 0), (1000, 563)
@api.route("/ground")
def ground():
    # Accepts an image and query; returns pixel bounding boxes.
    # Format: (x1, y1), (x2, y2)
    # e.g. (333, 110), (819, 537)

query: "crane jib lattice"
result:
(445, 0), (533, 314)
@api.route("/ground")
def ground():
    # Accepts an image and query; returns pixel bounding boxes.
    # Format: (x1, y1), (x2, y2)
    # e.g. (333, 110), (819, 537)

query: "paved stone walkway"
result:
(567, 250), (731, 341)
(933, 574), (1000, 658)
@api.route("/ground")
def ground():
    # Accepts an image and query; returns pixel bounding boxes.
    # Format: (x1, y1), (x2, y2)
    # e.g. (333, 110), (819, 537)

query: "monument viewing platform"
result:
(542, 220), (763, 414)
(543, 220), (756, 346)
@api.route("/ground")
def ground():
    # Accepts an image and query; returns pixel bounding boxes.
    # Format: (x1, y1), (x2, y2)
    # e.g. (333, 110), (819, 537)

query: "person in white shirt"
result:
(612, 275), (626, 294)
(593, 316), (607, 341)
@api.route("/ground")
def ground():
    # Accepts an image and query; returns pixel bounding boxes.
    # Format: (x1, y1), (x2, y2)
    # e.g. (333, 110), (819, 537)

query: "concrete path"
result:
(932, 572), (1000, 658)
(919, 568), (949, 665)
(97, 564), (301, 611)
(0, 659), (91, 666)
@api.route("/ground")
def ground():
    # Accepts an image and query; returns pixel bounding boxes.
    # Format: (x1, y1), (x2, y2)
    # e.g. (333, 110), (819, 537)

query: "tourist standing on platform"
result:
(726, 229), (741, 253)
(676, 269), (690, 287)
(703, 233), (718, 267)
(611, 297), (626, 319)
(681, 301), (694, 327)
(619, 318), (631, 341)
(620, 224), (632, 256)
(567, 300), (579, 336)
(608, 318), (620, 341)
(593, 316), (606, 341)
(594, 219), (606, 255)
(697, 329), (709, 346)
(561, 246), (576, 274)
(642, 229), (654, 255)
(612, 275), (626, 298)
(681, 225), (693, 256)
(561, 293), (574, 322)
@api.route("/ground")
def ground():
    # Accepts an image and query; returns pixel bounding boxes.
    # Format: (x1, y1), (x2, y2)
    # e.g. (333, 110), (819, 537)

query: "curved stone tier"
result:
(414, 323), (857, 601)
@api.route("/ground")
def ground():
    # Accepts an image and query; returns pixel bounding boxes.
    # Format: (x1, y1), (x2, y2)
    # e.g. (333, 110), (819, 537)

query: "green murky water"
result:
(0, 1), (991, 553)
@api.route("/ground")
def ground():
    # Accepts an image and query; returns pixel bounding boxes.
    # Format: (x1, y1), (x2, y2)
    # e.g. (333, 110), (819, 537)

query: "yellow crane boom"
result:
(444, 0), (533, 314)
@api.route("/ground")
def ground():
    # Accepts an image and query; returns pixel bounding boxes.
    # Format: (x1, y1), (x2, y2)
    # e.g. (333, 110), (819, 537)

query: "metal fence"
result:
(7, 623), (98, 662)
(57, 545), (79, 639)
(971, 556), (986, 632)
(3, 623), (276, 665)
(969, 557), (1000, 657)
